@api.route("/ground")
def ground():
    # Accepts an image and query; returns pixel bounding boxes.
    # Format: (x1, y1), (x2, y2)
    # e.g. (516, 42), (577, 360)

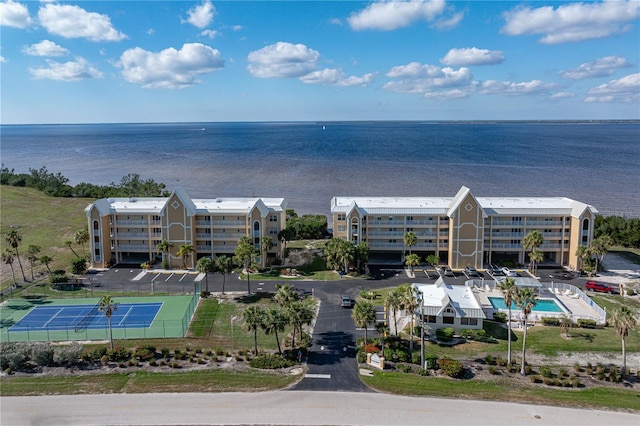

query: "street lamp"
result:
(417, 290), (425, 369)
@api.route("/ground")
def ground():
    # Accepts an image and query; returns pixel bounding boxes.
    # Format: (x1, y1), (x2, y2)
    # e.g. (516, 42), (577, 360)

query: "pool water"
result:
(488, 297), (563, 313)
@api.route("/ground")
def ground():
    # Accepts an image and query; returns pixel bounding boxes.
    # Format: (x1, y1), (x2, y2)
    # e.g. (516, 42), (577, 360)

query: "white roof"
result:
(413, 280), (484, 318)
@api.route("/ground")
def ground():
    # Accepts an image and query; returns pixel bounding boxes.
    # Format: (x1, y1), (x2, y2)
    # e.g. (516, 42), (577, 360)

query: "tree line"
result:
(1, 165), (170, 198)
(594, 215), (640, 249)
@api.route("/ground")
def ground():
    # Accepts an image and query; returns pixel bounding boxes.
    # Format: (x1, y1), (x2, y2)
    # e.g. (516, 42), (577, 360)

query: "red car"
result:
(585, 281), (617, 294)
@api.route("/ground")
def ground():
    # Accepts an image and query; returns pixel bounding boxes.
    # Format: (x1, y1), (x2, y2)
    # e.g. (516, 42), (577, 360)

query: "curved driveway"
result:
(2, 391), (637, 426)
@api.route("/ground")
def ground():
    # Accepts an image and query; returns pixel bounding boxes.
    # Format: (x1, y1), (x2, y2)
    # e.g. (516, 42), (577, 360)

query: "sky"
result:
(1, 0), (639, 124)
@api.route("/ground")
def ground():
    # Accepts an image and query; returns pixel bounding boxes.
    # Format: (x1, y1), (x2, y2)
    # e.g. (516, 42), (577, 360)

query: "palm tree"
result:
(27, 244), (41, 281)
(177, 243), (195, 269)
(384, 289), (402, 336)
(352, 299), (376, 347)
(243, 305), (265, 355)
(215, 256), (233, 295)
(522, 230), (544, 272)
(559, 315), (575, 338)
(354, 241), (369, 273)
(260, 236), (274, 267)
(610, 306), (637, 376)
(156, 239), (173, 267)
(234, 236), (257, 294)
(514, 287), (538, 376)
(99, 296), (118, 350)
(399, 283), (419, 358)
(286, 301), (314, 348)
(196, 257), (213, 293)
(274, 283), (300, 308)
(498, 277), (518, 365)
(2, 249), (17, 287)
(335, 239), (354, 273)
(39, 254), (53, 274)
(5, 230), (27, 282)
(575, 245), (588, 272)
(405, 253), (420, 276)
(589, 235), (613, 274)
(528, 249), (544, 275)
(375, 322), (389, 355)
(74, 229), (90, 258)
(324, 238), (354, 273)
(404, 231), (417, 258)
(262, 307), (287, 355)
(277, 228), (293, 259)
(64, 239), (81, 258)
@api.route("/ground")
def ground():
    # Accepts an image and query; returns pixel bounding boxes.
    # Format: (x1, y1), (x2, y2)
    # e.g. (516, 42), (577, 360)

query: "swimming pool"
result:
(488, 297), (563, 313)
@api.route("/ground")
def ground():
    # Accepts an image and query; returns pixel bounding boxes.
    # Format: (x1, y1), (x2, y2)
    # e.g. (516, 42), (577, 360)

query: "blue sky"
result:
(1, 0), (639, 123)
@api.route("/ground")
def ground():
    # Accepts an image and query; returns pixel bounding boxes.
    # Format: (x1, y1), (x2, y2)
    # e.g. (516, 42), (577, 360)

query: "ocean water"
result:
(1, 121), (639, 217)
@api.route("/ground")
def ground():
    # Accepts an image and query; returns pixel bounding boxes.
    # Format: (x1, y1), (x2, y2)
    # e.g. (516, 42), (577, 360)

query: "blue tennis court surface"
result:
(9, 302), (163, 332)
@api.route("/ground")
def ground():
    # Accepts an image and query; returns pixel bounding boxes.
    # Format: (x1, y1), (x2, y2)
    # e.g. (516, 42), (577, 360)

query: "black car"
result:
(465, 266), (479, 277)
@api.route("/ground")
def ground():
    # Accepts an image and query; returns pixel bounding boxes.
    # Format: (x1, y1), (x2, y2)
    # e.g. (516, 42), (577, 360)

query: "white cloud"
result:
(184, 1), (215, 29)
(38, 3), (126, 42)
(0, 55), (6, 63)
(501, 0), (640, 44)
(440, 47), (504, 66)
(478, 79), (558, 96)
(147, 28), (155, 35)
(299, 68), (375, 87)
(0, 0), (32, 28)
(118, 43), (224, 89)
(200, 29), (219, 39)
(432, 10), (464, 30)
(247, 42), (319, 78)
(585, 73), (640, 102)
(231, 25), (243, 32)
(551, 92), (576, 99)
(28, 57), (103, 81)
(348, 0), (447, 31)
(560, 56), (632, 80)
(22, 40), (69, 57)
(383, 62), (473, 95)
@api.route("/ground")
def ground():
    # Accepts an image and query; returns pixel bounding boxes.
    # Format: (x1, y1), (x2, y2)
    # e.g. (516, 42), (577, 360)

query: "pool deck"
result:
(474, 287), (602, 323)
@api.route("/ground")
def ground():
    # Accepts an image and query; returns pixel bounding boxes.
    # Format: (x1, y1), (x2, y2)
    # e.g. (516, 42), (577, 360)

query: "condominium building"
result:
(85, 188), (287, 269)
(331, 186), (598, 270)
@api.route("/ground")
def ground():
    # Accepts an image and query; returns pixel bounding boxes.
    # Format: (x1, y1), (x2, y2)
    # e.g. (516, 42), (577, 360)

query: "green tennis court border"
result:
(0, 294), (198, 343)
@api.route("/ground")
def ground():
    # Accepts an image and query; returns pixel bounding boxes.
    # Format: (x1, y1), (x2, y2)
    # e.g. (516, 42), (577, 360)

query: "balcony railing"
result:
(526, 220), (563, 226)
(114, 220), (148, 225)
(212, 246), (236, 252)
(213, 220), (245, 226)
(117, 244), (150, 251)
(115, 232), (149, 239)
(195, 220), (211, 226)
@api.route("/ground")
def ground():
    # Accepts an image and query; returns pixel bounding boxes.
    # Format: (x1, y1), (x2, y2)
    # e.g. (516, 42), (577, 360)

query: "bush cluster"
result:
(435, 327), (455, 341)
(577, 319), (597, 329)
(0, 342), (82, 371)
(249, 354), (295, 369)
(541, 317), (560, 327)
(438, 357), (464, 378)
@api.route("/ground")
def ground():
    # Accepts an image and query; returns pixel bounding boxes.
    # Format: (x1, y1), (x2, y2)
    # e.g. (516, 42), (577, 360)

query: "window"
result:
(153, 215), (161, 221)
(512, 216), (522, 222)
(93, 220), (99, 230)
(337, 214), (346, 221)
(388, 239), (397, 243)
(427, 315), (437, 323)
(337, 225), (346, 232)
(461, 318), (478, 326)
(407, 216), (413, 221)
(269, 215), (278, 222)
(442, 316), (454, 324)
(269, 227), (278, 235)
(582, 218), (589, 231)
(406, 227), (413, 232)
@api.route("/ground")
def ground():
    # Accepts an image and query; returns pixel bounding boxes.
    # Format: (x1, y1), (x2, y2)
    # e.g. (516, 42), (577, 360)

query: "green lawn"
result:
(0, 186), (93, 291)
(610, 247), (640, 264)
(361, 372), (640, 411)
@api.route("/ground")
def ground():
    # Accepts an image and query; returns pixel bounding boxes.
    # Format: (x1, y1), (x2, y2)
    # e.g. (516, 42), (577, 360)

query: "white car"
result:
(501, 267), (518, 277)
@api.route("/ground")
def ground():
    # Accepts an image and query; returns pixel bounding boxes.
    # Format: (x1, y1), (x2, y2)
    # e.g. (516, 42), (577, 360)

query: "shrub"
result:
(541, 317), (560, 326)
(438, 357), (464, 378)
(108, 347), (131, 362)
(435, 327), (455, 341)
(417, 368), (429, 376)
(383, 348), (394, 361)
(249, 354), (295, 369)
(573, 362), (582, 373)
(0, 343), (30, 371)
(356, 351), (367, 363)
(395, 348), (410, 363)
(134, 345), (157, 361)
(100, 355), (109, 366)
(540, 366), (553, 378)
(397, 363), (412, 373)
(161, 348), (171, 358)
(30, 342), (54, 367)
(149, 360), (158, 366)
(425, 356), (439, 370)
(626, 288), (635, 296)
(572, 378), (582, 387)
(488, 366), (497, 375)
(493, 312), (506, 323)
(577, 319), (597, 329)
(530, 375), (542, 383)
(484, 355), (495, 365)
(53, 343), (82, 367)
(90, 347), (108, 361)
(411, 351), (421, 365)
(363, 343), (379, 354)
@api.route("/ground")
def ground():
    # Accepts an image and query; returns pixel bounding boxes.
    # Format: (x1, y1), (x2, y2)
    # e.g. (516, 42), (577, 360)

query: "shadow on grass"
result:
(236, 292), (274, 304)
(572, 332), (595, 343)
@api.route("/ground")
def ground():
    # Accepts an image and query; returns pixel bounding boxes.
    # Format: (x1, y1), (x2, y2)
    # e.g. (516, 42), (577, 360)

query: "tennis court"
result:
(1, 293), (199, 343)
(9, 302), (163, 332)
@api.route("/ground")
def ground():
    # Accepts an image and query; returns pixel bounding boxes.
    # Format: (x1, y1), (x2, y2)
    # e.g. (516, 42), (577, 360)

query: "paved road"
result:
(2, 391), (637, 426)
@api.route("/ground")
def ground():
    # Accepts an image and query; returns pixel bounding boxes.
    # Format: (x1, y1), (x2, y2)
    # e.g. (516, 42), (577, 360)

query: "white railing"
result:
(544, 282), (607, 324)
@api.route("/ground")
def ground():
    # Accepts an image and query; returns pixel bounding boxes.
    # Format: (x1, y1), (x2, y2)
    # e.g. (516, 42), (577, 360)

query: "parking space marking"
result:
(165, 273), (174, 282)
(304, 374), (331, 379)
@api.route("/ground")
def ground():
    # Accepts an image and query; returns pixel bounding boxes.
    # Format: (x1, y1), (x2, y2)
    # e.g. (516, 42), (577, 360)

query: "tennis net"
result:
(74, 302), (101, 332)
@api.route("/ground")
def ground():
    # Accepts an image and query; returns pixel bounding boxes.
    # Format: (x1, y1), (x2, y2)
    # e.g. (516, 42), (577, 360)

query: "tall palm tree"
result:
(99, 296), (118, 350)
(498, 277), (518, 365)
(260, 236), (274, 267)
(610, 306), (637, 376)
(234, 236), (257, 294)
(384, 289), (402, 336)
(522, 230), (544, 272)
(243, 305), (265, 355)
(39, 254), (53, 274)
(528, 249), (544, 275)
(196, 257), (213, 293)
(74, 229), (90, 258)
(589, 235), (613, 274)
(575, 245), (588, 272)
(277, 228), (293, 259)
(215, 256), (233, 295)
(286, 301), (314, 348)
(354, 241), (369, 273)
(2, 249), (17, 287)
(274, 283), (300, 308)
(262, 307), (287, 355)
(352, 299), (376, 347)
(177, 243), (195, 269)
(515, 287), (538, 376)
(399, 283), (419, 358)
(404, 231), (417, 258)
(375, 322), (389, 355)
(27, 244), (41, 281)
(405, 253), (420, 276)
(335, 239), (354, 273)
(156, 239), (173, 267)
(5, 230), (27, 282)
(64, 239), (81, 258)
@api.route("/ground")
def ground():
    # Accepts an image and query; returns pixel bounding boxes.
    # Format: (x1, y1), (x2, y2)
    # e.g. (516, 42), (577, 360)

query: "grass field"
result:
(0, 185), (93, 291)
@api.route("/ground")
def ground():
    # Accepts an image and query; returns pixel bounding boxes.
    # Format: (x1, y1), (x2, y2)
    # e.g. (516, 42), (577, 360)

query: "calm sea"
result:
(1, 121), (639, 218)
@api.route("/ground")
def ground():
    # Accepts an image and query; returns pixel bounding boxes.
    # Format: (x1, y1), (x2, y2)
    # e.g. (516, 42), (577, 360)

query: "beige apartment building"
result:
(331, 186), (598, 270)
(85, 188), (287, 269)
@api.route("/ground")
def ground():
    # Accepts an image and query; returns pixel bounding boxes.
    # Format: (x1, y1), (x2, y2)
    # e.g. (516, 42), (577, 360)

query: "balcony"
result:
(490, 243), (521, 249)
(367, 231), (404, 237)
(212, 246), (236, 252)
(526, 220), (563, 226)
(114, 220), (148, 226)
(488, 232), (524, 238)
(212, 233), (245, 239)
(368, 220), (405, 225)
(115, 232), (149, 239)
(196, 220), (211, 226)
(196, 245), (213, 252)
(213, 220), (245, 226)
(368, 242), (404, 249)
(196, 233), (212, 239)
(117, 244), (150, 251)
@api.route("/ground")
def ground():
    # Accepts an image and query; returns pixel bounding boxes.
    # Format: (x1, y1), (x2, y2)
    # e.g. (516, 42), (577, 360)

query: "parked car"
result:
(585, 281), (617, 294)
(465, 266), (479, 277)
(489, 265), (503, 275)
(444, 267), (455, 277)
(340, 295), (352, 307)
(501, 267), (518, 277)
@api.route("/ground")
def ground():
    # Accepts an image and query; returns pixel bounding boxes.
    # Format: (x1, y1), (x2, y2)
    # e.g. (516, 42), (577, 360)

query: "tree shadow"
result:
(0, 318), (16, 328)
(308, 331), (355, 366)
(572, 332), (595, 343)
(235, 292), (273, 304)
